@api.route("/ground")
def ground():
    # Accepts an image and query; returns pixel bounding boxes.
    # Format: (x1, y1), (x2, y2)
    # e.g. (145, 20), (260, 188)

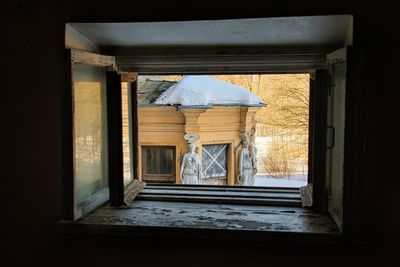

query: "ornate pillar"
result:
(239, 106), (259, 134)
(179, 108), (208, 176)
(179, 108), (208, 136)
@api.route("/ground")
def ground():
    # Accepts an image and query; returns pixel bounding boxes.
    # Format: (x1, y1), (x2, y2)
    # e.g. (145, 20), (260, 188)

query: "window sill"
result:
(56, 199), (342, 244)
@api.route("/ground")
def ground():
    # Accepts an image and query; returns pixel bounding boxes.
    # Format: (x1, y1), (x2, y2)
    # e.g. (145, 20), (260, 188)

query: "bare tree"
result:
(213, 74), (310, 176)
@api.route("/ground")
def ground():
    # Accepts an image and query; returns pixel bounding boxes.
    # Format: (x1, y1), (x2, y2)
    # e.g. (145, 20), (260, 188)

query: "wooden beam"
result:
(106, 71), (125, 207)
(71, 49), (116, 70)
(145, 184), (299, 194)
(106, 46), (328, 74)
(308, 75), (315, 184)
(137, 184), (301, 206)
(140, 189), (301, 199)
(120, 72), (138, 82)
(312, 69), (329, 213)
(124, 180), (146, 204)
(116, 54), (327, 74)
(62, 49), (74, 220)
(129, 79), (140, 181)
(342, 46), (366, 241)
(142, 185), (300, 194)
(103, 45), (336, 57)
(135, 195), (301, 207)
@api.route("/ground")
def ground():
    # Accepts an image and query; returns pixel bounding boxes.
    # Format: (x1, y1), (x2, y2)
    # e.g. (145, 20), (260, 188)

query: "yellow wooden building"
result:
(136, 77), (263, 185)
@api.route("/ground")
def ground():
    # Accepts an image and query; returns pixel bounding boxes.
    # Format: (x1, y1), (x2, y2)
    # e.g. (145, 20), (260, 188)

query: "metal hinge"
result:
(329, 83), (335, 96)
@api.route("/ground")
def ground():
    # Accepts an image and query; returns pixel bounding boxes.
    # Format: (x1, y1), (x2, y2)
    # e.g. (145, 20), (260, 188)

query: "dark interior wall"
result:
(0, 0), (399, 266)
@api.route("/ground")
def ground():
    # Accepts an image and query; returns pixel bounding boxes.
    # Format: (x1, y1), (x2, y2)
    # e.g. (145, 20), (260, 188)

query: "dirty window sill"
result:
(56, 199), (342, 244)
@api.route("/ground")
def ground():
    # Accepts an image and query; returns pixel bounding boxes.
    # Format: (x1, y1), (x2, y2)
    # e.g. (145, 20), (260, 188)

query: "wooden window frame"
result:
(62, 45), (365, 244)
(64, 49), (125, 221)
(125, 50), (364, 240)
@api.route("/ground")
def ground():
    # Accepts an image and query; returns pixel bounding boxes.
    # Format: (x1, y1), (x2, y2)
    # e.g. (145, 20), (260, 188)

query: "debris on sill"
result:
(124, 180), (146, 204)
(300, 183), (313, 207)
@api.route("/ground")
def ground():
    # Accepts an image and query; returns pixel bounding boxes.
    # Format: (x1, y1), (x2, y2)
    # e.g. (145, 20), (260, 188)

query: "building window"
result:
(142, 146), (176, 183)
(62, 16), (363, 241)
(202, 144), (228, 179)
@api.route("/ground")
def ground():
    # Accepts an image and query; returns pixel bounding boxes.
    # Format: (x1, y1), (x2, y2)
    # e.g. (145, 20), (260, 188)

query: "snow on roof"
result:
(138, 79), (176, 105)
(154, 75), (263, 106)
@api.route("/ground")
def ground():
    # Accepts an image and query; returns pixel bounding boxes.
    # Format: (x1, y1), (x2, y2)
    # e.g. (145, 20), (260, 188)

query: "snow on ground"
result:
(255, 177), (307, 188)
(254, 174), (307, 188)
(154, 75), (263, 106)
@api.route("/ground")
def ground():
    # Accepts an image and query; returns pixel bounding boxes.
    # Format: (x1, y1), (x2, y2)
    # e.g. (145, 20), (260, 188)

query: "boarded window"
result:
(202, 144), (228, 179)
(142, 146), (175, 183)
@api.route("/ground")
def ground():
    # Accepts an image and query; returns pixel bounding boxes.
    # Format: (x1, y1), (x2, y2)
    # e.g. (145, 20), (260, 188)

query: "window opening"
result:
(137, 74), (309, 188)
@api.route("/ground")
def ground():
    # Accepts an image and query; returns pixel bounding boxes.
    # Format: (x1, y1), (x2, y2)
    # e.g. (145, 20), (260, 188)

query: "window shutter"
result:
(65, 49), (121, 220)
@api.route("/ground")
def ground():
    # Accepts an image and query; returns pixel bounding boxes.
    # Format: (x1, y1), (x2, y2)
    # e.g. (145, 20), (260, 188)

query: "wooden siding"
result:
(121, 82), (132, 184)
(137, 105), (260, 185)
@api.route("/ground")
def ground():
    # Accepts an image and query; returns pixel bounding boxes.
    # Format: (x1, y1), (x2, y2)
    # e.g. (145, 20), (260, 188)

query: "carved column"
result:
(237, 106), (262, 185)
(239, 106), (259, 134)
(179, 108), (208, 136)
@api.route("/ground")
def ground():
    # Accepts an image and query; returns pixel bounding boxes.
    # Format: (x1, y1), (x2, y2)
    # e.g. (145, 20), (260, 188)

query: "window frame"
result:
(64, 49), (125, 220)
(201, 143), (229, 180)
(198, 140), (236, 185)
(62, 45), (365, 244)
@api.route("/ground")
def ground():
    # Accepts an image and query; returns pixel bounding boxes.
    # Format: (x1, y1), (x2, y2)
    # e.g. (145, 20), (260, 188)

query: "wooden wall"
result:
(138, 106), (259, 184)
(121, 82), (132, 184)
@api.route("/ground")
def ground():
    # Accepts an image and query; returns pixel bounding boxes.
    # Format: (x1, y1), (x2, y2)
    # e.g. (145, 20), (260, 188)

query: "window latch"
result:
(327, 125), (335, 149)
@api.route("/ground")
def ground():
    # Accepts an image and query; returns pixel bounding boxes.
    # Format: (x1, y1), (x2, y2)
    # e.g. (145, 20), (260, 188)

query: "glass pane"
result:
(73, 63), (108, 207)
(202, 144), (227, 178)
